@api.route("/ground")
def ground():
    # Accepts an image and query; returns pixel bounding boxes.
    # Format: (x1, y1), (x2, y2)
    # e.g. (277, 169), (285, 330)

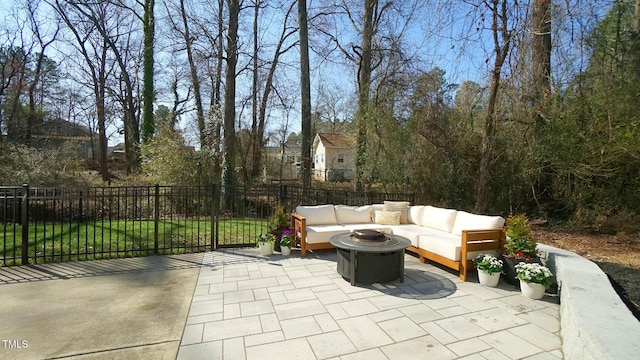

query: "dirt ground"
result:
(533, 228), (640, 317)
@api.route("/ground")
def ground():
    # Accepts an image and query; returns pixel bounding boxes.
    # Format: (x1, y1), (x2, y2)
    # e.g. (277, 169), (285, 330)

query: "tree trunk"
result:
(298, 0), (312, 192)
(633, 0), (640, 77)
(354, 0), (377, 191)
(250, 0), (260, 183)
(532, 0), (551, 133)
(141, 0), (155, 143)
(223, 0), (239, 208)
(211, 0), (225, 179)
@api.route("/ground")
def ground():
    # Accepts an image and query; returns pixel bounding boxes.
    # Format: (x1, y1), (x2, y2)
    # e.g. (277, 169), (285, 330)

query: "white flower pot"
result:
(478, 270), (500, 287)
(280, 246), (291, 256)
(519, 280), (546, 299)
(258, 242), (273, 256)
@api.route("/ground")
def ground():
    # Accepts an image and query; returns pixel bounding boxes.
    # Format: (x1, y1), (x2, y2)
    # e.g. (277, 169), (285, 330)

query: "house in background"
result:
(312, 133), (356, 182)
(263, 140), (301, 181)
(30, 118), (99, 159)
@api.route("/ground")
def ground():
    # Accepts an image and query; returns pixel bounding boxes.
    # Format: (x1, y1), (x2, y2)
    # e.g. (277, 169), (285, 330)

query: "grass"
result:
(1, 218), (269, 266)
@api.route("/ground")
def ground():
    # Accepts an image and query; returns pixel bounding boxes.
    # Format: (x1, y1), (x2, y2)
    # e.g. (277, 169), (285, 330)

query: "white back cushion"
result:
(421, 206), (458, 233)
(295, 205), (338, 225)
(334, 205), (372, 224)
(407, 205), (425, 225)
(451, 211), (505, 236)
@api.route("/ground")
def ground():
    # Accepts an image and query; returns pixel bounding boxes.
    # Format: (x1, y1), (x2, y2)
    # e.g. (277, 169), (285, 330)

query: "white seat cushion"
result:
(305, 225), (348, 244)
(419, 233), (499, 262)
(421, 206), (458, 232)
(451, 211), (505, 236)
(295, 205), (338, 225)
(388, 224), (431, 247)
(334, 205), (372, 224)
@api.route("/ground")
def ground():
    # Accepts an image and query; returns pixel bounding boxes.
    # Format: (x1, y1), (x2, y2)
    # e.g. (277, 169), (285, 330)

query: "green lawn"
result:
(1, 218), (268, 266)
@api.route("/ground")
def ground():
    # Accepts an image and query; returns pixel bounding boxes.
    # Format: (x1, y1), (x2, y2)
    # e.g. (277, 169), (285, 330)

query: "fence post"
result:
(154, 184), (160, 254)
(21, 184), (29, 265)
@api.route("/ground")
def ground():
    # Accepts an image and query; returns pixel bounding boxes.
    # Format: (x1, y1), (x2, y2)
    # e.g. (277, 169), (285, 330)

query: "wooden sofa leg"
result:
(419, 256), (426, 264)
(459, 261), (469, 281)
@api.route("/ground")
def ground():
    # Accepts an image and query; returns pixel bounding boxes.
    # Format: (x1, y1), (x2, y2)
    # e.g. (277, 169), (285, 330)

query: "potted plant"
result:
(257, 233), (276, 256)
(279, 229), (294, 256)
(514, 262), (554, 299)
(473, 254), (503, 287)
(267, 204), (290, 252)
(501, 214), (541, 285)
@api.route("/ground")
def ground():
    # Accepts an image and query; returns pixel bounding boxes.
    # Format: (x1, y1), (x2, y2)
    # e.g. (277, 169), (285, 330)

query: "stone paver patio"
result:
(178, 249), (562, 360)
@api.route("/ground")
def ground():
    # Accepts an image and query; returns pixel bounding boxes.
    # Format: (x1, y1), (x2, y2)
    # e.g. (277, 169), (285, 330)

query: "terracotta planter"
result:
(519, 280), (546, 299)
(478, 270), (501, 287)
(501, 255), (542, 286)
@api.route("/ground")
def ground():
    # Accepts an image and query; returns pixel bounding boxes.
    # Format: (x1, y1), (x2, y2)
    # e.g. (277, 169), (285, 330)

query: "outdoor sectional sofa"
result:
(290, 202), (506, 281)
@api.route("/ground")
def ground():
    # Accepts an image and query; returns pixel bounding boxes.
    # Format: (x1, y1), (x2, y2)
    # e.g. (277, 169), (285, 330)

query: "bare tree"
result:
(474, 0), (513, 213)
(61, 0), (142, 173)
(51, 0), (115, 181)
(247, 0), (298, 182)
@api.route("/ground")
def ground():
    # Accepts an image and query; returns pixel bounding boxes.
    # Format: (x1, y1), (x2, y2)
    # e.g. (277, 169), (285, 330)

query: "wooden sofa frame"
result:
(291, 213), (336, 257)
(412, 229), (506, 281)
(292, 212), (505, 281)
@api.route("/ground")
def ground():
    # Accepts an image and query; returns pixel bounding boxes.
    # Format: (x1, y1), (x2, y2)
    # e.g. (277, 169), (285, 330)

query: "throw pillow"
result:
(383, 201), (410, 224)
(375, 210), (401, 225)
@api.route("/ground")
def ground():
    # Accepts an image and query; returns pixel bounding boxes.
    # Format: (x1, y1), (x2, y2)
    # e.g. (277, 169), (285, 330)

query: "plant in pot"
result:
(473, 254), (503, 287)
(279, 229), (294, 256)
(257, 233), (276, 256)
(514, 262), (554, 299)
(501, 214), (540, 285)
(267, 204), (290, 252)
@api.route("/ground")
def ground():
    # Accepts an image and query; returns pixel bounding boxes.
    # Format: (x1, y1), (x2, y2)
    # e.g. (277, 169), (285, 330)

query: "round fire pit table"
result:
(329, 232), (411, 286)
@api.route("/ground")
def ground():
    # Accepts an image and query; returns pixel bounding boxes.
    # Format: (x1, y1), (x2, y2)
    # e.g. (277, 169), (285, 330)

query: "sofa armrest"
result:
(459, 229), (506, 281)
(291, 213), (307, 255)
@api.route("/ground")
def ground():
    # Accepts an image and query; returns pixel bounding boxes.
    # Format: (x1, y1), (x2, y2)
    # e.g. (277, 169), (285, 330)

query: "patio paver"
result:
(177, 249), (562, 360)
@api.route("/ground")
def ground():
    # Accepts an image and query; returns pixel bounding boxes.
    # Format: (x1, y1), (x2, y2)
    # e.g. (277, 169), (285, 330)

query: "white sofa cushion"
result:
(370, 204), (384, 222)
(451, 211), (505, 236)
(421, 206), (458, 233)
(296, 205), (338, 225)
(305, 224), (347, 244)
(383, 201), (410, 224)
(407, 206), (425, 225)
(375, 210), (401, 225)
(334, 205), (372, 224)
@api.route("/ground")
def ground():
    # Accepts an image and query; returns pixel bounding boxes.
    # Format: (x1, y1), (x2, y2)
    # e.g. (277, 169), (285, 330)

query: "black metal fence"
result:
(1, 183), (413, 266)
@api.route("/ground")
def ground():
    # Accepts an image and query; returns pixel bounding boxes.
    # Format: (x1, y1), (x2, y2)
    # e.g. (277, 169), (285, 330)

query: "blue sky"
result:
(1, 0), (614, 147)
